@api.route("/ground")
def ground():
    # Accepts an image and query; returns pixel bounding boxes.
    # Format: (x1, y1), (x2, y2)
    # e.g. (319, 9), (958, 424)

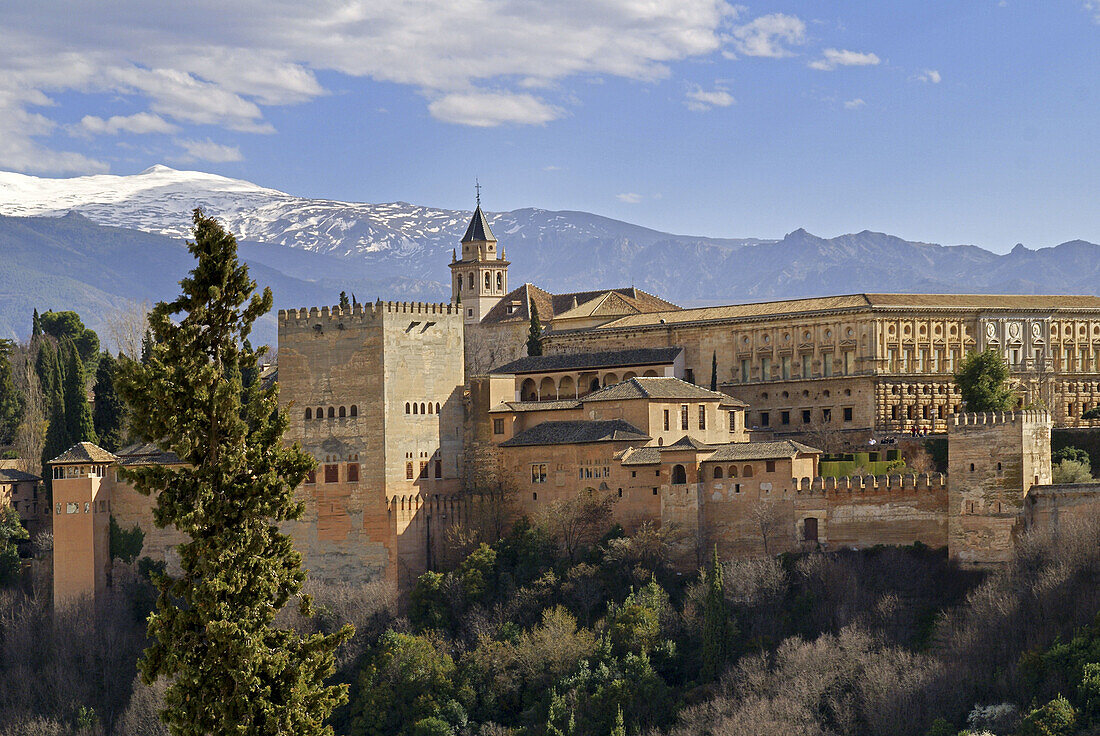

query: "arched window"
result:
(327, 407), (335, 418)
(304, 408), (312, 420)
(316, 407), (323, 419)
(590, 378), (600, 393)
(496, 272), (503, 290)
(467, 273), (473, 289)
(485, 272), (491, 290)
(521, 378), (538, 402)
(350, 405), (358, 417)
(405, 402), (411, 414)
(729, 466), (738, 478)
(420, 402), (426, 414)
(427, 403), (434, 414)
(413, 403), (418, 415)
(742, 465), (754, 478)
(713, 466), (724, 479)
(672, 464), (687, 485)
(435, 402), (441, 414)
(339, 406), (346, 418)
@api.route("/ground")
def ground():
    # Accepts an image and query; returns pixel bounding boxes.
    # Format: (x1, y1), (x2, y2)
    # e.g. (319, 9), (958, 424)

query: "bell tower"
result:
(449, 186), (509, 324)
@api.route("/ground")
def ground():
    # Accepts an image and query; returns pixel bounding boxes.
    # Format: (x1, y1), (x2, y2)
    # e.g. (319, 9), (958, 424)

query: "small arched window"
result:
(405, 402), (411, 414)
(435, 402), (441, 414)
(743, 465), (754, 477)
(305, 408), (312, 420)
(485, 272), (491, 290)
(729, 466), (738, 478)
(427, 403), (434, 414)
(316, 407), (323, 420)
(413, 403), (418, 415)
(672, 464), (687, 485)
(350, 405), (358, 417)
(327, 407), (335, 418)
(496, 272), (503, 290)
(339, 406), (346, 418)
(420, 402), (426, 415)
(713, 466), (724, 479)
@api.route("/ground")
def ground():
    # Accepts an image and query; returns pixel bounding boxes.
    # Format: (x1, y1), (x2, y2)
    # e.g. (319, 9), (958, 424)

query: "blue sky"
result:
(2, 1), (1097, 250)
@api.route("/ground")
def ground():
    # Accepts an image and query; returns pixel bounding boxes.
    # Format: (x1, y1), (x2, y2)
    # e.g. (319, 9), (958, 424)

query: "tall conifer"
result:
(31, 309), (41, 339)
(710, 350), (718, 391)
(62, 340), (95, 445)
(701, 545), (735, 681)
(0, 340), (21, 445)
(527, 302), (543, 356)
(116, 209), (351, 736)
(92, 352), (125, 452)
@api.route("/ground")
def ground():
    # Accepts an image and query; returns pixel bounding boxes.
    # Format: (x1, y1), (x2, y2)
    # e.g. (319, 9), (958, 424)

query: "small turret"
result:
(448, 184), (510, 324)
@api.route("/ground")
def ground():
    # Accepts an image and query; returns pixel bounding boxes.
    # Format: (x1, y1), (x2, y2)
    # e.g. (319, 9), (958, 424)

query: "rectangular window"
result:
(419, 461), (428, 478)
(680, 404), (689, 430)
(802, 358), (812, 379)
(822, 353), (833, 377)
(888, 348), (897, 372)
(663, 409), (670, 431)
(347, 463), (359, 483)
(781, 410), (790, 425)
(761, 357), (772, 381)
(493, 418), (504, 434)
(740, 359), (750, 383)
(729, 411), (736, 431)
(931, 350), (940, 373)
(66, 502), (78, 514)
(434, 459), (442, 479)
(531, 464), (548, 484)
(685, 368), (695, 384)
(803, 517), (819, 542)
(802, 410), (811, 424)
(843, 407), (853, 422)
(781, 356), (791, 379)
(844, 351), (854, 375)
(760, 411), (770, 427)
(324, 464), (339, 483)
(916, 350), (925, 372)
(822, 408), (832, 423)
(698, 405), (706, 430)
(406, 462), (414, 480)
(766, 460), (776, 473)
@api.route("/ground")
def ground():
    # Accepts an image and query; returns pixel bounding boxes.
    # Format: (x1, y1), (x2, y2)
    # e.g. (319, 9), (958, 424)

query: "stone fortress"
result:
(37, 201), (1100, 604)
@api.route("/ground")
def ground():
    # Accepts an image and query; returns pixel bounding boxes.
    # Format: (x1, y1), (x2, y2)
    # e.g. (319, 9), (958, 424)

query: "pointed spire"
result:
(461, 205), (496, 243)
(452, 247), (456, 263)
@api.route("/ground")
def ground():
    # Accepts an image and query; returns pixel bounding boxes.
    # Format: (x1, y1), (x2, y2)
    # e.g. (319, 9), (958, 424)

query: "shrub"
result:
(1016, 696), (1076, 736)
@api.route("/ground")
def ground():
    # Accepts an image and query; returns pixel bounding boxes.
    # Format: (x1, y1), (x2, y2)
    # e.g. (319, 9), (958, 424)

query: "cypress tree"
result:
(62, 339), (95, 445)
(611, 706), (626, 736)
(701, 545), (735, 681)
(31, 309), (41, 339)
(0, 340), (22, 446)
(116, 209), (351, 736)
(35, 339), (58, 405)
(339, 291), (350, 310)
(527, 302), (543, 357)
(710, 350), (718, 391)
(92, 352), (125, 452)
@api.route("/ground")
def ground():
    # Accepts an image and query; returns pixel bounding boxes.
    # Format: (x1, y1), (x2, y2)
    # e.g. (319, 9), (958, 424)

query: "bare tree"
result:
(11, 348), (45, 476)
(465, 327), (521, 376)
(539, 487), (615, 562)
(102, 300), (150, 359)
(750, 500), (787, 556)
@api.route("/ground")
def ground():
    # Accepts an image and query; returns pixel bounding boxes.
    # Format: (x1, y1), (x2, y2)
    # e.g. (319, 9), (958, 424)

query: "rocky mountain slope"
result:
(2, 165), (1099, 347)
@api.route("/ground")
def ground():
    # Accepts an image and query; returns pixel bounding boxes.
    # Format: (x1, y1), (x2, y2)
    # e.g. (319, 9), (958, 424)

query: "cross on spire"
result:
(475, 178), (481, 207)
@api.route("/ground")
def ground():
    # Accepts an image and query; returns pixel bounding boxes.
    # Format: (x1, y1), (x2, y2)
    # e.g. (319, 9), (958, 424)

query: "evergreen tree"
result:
(34, 339), (59, 408)
(0, 340), (22, 446)
(40, 310), (100, 376)
(527, 303), (543, 357)
(710, 350), (718, 392)
(611, 706), (626, 736)
(140, 329), (154, 364)
(61, 340), (95, 445)
(339, 291), (350, 310)
(42, 397), (70, 472)
(700, 545), (735, 681)
(31, 309), (41, 339)
(955, 348), (1015, 412)
(92, 352), (125, 452)
(351, 293), (359, 307)
(116, 209), (351, 736)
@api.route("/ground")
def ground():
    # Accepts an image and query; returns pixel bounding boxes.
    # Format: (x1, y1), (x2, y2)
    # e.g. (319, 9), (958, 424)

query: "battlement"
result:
(278, 300), (460, 328)
(794, 472), (947, 497)
(949, 410), (1051, 428)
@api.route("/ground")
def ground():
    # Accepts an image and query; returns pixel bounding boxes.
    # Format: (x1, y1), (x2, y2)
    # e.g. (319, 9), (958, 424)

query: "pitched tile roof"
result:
(704, 440), (822, 461)
(0, 468), (40, 483)
(591, 293), (1100, 331)
(620, 446), (661, 465)
(662, 435), (712, 450)
(500, 420), (650, 447)
(49, 442), (117, 465)
(488, 399), (583, 413)
(461, 205), (496, 242)
(479, 282), (679, 326)
(116, 442), (183, 466)
(582, 376), (747, 406)
(491, 347), (683, 375)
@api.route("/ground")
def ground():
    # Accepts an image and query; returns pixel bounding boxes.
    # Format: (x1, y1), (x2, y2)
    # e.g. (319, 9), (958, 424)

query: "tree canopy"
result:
(527, 303), (543, 356)
(954, 349), (1015, 412)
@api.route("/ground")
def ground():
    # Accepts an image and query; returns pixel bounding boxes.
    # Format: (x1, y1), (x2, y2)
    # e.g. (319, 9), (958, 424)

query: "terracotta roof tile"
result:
(500, 420), (650, 447)
(49, 442), (117, 465)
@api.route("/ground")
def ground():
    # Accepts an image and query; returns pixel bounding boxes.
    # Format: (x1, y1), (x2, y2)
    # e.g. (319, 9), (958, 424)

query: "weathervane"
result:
(475, 179), (481, 207)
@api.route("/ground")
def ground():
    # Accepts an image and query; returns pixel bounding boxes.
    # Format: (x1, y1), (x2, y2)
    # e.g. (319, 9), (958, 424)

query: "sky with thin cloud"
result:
(1, 1), (1097, 250)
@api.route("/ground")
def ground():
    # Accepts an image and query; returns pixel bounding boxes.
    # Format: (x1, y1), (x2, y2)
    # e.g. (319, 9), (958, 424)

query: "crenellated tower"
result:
(450, 194), (509, 325)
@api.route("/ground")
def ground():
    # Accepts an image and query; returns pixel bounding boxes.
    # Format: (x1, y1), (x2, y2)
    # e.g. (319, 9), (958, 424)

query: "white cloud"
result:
(1086, 1), (1100, 21)
(916, 69), (942, 84)
(173, 138), (244, 163)
(685, 86), (735, 111)
(428, 92), (561, 127)
(809, 48), (881, 71)
(79, 112), (177, 135)
(0, 0), (742, 172)
(616, 192), (642, 203)
(843, 98), (865, 109)
(728, 13), (806, 58)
